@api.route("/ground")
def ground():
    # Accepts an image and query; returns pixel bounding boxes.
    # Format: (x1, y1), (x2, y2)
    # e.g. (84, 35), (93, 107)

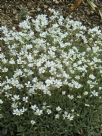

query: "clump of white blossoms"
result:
(0, 8), (102, 124)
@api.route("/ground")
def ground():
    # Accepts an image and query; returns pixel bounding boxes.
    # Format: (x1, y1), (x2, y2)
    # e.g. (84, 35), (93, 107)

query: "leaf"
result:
(87, 0), (97, 11)
(99, 9), (102, 19)
(69, 0), (83, 11)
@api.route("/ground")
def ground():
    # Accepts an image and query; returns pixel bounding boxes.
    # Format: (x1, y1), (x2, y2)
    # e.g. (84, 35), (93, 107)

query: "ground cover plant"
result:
(0, 8), (102, 136)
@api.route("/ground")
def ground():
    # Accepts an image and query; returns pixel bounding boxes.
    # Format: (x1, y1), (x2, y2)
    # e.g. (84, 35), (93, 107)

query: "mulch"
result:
(0, 0), (102, 28)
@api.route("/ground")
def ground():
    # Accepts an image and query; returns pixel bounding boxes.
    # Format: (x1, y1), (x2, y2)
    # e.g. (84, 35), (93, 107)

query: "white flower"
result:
(89, 74), (96, 80)
(31, 105), (37, 111)
(27, 54), (33, 62)
(62, 91), (66, 95)
(46, 109), (52, 114)
(0, 114), (3, 118)
(71, 109), (74, 112)
(0, 99), (3, 104)
(92, 46), (99, 53)
(63, 111), (74, 120)
(23, 97), (28, 103)
(35, 109), (43, 116)
(77, 114), (80, 116)
(93, 57), (101, 63)
(58, 15), (64, 25)
(9, 58), (15, 64)
(55, 114), (60, 119)
(63, 111), (68, 119)
(85, 104), (90, 107)
(88, 26), (101, 34)
(25, 81), (32, 88)
(77, 95), (81, 98)
(33, 15), (48, 32)
(67, 114), (74, 121)
(31, 120), (36, 125)
(91, 90), (98, 97)
(29, 31), (34, 37)
(83, 91), (88, 96)
(68, 95), (74, 100)
(0, 53), (5, 59)
(72, 80), (82, 89)
(56, 106), (61, 112)
(2, 58), (7, 64)
(12, 95), (20, 101)
(28, 87), (35, 95)
(11, 102), (18, 108)
(19, 20), (30, 29)
(99, 87), (102, 90)
(14, 69), (23, 77)
(2, 67), (8, 72)
(75, 76), (80, 80)
(3, 84), (12, 90)
(13, 107), (27, 116)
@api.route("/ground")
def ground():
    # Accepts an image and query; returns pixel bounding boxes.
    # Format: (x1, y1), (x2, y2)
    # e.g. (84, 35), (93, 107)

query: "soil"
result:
(0, 0), (102, 29)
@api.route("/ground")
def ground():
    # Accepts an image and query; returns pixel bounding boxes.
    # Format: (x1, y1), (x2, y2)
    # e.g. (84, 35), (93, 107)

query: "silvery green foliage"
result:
(0, 8), (102, 135)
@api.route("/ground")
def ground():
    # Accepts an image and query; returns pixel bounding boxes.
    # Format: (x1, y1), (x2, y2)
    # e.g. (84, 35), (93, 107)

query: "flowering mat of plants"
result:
(0, 1), (102, 136)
